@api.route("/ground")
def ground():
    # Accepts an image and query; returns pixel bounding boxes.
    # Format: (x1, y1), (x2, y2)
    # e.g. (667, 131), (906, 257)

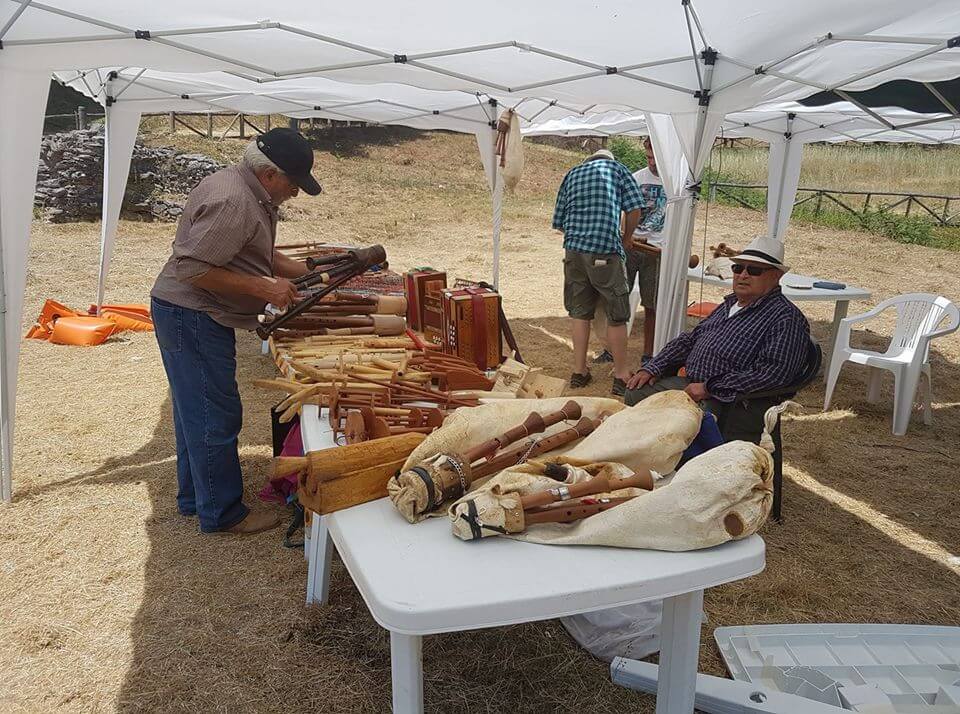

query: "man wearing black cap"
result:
(151, 128), (322, 536)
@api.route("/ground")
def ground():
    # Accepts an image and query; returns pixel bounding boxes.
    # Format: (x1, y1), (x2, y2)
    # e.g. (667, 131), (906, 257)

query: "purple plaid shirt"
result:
(646, 288), (810, 402)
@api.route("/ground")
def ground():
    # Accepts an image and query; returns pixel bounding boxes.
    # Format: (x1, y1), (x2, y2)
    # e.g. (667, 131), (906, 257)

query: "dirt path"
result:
(1, 130), (957, 713)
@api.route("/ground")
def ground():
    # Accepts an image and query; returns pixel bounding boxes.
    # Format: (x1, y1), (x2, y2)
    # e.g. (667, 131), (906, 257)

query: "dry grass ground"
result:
(1, 128), (958, 713)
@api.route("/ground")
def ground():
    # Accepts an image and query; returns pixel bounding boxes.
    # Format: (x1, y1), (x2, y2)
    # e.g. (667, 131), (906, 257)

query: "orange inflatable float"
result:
(26, 299), (153, 346)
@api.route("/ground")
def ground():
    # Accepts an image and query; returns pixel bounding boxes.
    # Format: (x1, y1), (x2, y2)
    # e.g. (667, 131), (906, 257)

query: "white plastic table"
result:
(300, 405), (766, 714)
(686, 266), (872, 356)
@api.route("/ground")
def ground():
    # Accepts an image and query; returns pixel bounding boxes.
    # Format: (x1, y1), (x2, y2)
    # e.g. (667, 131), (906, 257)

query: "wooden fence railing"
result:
(46, 107), (360, 138)
(710, 182), (960, 227)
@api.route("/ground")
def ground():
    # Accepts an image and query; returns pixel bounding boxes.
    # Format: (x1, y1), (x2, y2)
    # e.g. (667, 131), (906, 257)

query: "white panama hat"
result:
(731, 236), (790, 273)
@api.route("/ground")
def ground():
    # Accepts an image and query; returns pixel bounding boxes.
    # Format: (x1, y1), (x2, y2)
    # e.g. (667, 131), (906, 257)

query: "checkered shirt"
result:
(552, 158), (645, 256)
(645, 288), (811, 402)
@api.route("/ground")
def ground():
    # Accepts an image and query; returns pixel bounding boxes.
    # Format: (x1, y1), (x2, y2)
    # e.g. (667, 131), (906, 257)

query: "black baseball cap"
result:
(255, 128), (322, 196)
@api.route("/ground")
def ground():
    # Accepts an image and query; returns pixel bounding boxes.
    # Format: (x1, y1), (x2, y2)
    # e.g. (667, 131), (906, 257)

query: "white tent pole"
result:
(96, 84), (142, 313)
(769, 113), (796, 242)
(0, 66), (52, 502)
(653, 51), (716, 354)
(490, 125), (503, 290)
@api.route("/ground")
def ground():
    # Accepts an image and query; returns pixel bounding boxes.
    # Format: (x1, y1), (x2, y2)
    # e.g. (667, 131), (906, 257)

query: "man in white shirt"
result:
(628, 137), (666, 361)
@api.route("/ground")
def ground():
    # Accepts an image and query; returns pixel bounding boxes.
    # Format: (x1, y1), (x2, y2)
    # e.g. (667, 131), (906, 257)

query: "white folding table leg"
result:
(656, 589), (704, 714)
(305, 514), (333, 605)
(390, 631), (424, 714)
(828, 301), (849, 365)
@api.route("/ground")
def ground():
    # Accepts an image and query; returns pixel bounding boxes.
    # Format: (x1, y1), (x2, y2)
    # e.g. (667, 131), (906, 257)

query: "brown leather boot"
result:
(217, 509), (281, 535)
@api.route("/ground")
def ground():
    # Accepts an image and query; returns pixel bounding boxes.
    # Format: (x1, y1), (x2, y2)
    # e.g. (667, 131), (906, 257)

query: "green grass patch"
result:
(608, 136), (648, 172)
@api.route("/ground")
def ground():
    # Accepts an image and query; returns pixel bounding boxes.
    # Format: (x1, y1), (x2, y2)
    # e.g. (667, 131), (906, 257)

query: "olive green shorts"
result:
(626, 249), (659, 310)
(562, 250), (630, 325)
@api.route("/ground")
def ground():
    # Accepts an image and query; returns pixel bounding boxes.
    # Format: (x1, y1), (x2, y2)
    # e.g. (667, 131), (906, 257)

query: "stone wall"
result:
(34, 128), (224, 222)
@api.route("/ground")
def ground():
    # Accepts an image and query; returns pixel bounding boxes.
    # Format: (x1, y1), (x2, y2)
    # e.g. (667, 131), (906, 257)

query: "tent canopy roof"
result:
(3, 0), (959, 118)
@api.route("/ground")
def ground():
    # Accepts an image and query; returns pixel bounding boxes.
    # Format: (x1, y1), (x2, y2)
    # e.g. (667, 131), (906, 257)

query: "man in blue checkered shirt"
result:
(553, 149), (644, 395)
(624, 236), (811, 443)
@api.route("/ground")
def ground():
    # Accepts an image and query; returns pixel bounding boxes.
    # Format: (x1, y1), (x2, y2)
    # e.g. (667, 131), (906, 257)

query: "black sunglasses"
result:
(731, 264), (776, 276)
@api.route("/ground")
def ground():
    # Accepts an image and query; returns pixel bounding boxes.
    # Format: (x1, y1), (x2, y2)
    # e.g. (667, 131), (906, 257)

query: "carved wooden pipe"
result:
(469, 414), (603, 481)
(431, 401), (583, 500)
(519, 469), (654, 511)
(523, 496), (636, 525)
(282, 313), (405, 330)
(464, 400), (582, 465)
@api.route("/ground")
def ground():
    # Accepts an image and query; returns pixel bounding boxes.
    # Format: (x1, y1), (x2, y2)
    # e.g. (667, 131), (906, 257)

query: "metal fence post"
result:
(169, 112), (176, 133)
(77, 106), (86, 130)
(265, 115), (271, 132)
(239, 114), (245, 139)
(815, 191), (823, 216)
(288, 118), (299, 131)
(207, 114), (214, 138)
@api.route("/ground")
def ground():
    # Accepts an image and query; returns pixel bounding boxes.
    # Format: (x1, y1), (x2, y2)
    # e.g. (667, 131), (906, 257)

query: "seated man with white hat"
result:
(624, 236), (811, 442)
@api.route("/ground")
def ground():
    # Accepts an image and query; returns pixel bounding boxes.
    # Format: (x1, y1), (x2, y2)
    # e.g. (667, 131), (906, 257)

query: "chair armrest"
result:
(926, 318), (960, 340)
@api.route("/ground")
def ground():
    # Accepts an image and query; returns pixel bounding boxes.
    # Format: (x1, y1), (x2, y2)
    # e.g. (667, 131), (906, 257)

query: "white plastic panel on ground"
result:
(714, 624), (960, 710)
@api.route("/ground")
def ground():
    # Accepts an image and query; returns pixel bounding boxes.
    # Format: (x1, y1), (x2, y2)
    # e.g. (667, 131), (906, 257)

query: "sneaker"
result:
(592, 349), (614, 363)
(569, 371), (593, 388)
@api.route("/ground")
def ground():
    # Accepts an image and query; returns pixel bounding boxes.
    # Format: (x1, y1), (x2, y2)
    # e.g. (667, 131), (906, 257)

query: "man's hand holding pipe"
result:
(259, 276), (301, 309)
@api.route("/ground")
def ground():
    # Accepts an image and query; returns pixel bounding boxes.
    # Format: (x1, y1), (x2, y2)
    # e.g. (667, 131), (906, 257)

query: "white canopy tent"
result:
(1, 0), (959, 500)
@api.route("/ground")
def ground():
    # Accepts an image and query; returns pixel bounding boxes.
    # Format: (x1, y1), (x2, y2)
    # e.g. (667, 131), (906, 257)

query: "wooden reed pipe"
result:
(470, 415), (601, 481)
(520, 470), (653, 511)
(463, 400), (582, 464)
(523, 496), (636, 525)
(302, 252), (351, 270)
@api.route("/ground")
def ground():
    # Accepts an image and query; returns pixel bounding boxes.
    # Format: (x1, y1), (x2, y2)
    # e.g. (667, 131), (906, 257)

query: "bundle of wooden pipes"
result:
(257, 333), (498, 441)
(269, 290), (408, 337)
(388, 401), (604, 521)
(275, 242), (406, 295)
(281, 400), (619, 519)
(256, 245), (390, 339)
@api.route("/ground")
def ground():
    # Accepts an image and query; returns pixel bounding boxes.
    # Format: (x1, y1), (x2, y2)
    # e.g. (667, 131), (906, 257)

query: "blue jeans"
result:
(152, 297), (249, 532)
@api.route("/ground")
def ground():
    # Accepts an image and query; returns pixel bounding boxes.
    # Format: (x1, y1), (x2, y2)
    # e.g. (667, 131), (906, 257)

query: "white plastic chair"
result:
(823, 293), (959, 436)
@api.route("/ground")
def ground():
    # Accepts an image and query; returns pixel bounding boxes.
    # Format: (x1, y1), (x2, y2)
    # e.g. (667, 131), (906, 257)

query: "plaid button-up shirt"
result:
(152, 162), (279, 330)
(646, 288), (811, 402)
(552, 158), (645, 257)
